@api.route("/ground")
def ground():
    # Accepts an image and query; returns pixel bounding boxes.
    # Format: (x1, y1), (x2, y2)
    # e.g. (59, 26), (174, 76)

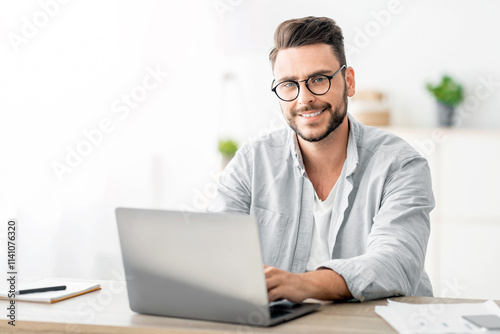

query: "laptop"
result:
(115, 208), (321, 326)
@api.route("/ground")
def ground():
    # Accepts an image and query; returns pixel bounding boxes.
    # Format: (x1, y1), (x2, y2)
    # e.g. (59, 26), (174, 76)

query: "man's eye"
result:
(282, 82), (297, 89)
(311, 76), (326, 84)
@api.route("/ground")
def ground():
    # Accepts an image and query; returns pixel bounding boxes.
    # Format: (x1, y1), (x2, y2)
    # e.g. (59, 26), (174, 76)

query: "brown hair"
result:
(269, 16), (346, 69)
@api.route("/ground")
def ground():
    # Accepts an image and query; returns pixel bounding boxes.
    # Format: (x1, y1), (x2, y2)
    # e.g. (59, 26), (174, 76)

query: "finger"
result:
(268, 287), (283, 302)
(266, 275), (281, 291)
(264, 265), (276, 278)
(264, 265), (274, 273)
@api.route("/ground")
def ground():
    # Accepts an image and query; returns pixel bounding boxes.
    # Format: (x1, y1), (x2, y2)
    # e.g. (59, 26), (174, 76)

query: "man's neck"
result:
(298, 116), (349, 172)
(297, 116), (349, 200)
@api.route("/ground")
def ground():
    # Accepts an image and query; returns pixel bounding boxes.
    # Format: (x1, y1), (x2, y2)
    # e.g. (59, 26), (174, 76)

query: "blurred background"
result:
(1, 0), (499, 299)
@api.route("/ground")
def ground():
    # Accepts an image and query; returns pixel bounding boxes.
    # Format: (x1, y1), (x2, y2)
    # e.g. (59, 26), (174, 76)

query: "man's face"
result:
(273, 44), (355, 142)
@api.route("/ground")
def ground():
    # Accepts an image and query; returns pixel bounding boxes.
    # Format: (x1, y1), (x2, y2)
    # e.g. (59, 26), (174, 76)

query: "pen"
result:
(16, 285), (67, 295)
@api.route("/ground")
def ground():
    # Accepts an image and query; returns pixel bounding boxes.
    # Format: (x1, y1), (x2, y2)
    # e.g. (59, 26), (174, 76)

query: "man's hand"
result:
(265, 265), (309, 303)
(264, 265), (353, 302)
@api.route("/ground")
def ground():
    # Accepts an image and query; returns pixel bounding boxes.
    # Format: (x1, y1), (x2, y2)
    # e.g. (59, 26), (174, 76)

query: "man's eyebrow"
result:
(276, 69), (335, 83)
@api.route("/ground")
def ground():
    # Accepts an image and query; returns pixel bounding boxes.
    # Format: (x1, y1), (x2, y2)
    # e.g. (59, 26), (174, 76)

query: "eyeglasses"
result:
(271, 65), (346, 102)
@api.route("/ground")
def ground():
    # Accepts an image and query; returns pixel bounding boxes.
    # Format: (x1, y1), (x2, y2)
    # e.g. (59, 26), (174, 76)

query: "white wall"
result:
(216, 0), (500, 129)
(1, 0), (499, 299)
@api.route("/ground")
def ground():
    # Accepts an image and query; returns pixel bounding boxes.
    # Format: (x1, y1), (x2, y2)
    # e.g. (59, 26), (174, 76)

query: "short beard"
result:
(284, 84), (348, 143)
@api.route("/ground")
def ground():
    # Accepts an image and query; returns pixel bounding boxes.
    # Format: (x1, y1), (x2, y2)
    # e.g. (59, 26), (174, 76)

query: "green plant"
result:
(426, 75), (464, 107)
(218, 139), (238, 157)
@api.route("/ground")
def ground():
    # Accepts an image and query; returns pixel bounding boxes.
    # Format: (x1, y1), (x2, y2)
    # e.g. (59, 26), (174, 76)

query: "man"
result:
(209, 16), (434, 302)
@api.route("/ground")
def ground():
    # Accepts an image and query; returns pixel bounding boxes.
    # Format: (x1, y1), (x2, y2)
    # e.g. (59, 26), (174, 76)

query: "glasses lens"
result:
(276, 81), (298, 101)
(307, 75), (331, 95)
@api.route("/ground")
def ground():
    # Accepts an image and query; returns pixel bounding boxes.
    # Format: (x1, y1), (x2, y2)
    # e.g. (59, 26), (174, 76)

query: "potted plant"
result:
(218, 139), (238, 169)
(426, 75), (464, 127)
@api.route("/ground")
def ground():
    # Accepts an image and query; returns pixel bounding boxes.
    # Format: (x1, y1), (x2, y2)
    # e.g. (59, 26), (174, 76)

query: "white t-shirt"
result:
(306, 181), (339, 271)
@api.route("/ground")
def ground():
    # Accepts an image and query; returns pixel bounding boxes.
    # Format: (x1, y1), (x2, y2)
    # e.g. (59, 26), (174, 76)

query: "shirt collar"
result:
(345, 113), (360, 177)
(289, 130), (306, 175)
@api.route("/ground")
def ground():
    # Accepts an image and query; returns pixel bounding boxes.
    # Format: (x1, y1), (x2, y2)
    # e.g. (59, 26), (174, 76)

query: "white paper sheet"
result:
(375, 299), (500, 333)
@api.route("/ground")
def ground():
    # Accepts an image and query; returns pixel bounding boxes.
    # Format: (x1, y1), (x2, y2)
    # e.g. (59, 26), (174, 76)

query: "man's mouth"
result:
(299, 109), (325, 118)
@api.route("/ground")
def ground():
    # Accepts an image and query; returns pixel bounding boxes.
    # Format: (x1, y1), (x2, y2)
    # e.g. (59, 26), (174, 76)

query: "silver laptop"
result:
(115, 208), (321, 327)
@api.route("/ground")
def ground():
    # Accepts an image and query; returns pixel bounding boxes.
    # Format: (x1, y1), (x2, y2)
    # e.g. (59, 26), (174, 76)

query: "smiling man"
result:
(209, 16), (434, 302)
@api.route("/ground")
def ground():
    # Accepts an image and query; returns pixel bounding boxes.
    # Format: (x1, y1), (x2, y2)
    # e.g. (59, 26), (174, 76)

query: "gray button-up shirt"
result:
(208, 114), (434, 301)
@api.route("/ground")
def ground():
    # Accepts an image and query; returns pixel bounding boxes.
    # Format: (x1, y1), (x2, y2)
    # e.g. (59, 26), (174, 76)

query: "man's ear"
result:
(345, 67), (355, 98)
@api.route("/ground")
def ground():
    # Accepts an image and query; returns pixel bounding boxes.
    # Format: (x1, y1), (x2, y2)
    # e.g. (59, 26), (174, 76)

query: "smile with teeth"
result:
(299, 109), (324, 118)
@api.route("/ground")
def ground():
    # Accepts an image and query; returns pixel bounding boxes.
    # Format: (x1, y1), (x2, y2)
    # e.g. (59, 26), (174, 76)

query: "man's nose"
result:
(296, 82), (316, 105)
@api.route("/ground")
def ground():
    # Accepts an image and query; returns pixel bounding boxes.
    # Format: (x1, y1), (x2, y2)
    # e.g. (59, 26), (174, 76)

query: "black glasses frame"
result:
(271, 64), (346, 102)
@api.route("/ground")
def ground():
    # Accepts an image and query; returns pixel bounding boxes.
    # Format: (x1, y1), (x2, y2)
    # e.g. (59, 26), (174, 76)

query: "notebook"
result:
(0, 279), (101, 303)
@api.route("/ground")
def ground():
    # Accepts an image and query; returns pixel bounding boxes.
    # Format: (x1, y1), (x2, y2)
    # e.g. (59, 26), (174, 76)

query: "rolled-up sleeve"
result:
(320, 156), (435, 301)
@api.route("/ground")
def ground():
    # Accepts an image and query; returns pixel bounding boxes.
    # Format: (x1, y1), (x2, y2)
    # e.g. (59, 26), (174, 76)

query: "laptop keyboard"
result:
(269, 300), (302, 319)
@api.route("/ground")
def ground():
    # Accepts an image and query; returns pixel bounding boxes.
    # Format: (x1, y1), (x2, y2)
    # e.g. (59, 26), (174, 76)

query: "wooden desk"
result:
(1, 280), (498, 334)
